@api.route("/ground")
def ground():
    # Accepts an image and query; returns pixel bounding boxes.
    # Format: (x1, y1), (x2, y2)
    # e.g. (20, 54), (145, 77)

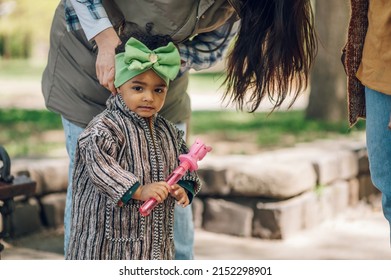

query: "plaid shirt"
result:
(64, 0), (107, 31)
(63, 0), (238, 74)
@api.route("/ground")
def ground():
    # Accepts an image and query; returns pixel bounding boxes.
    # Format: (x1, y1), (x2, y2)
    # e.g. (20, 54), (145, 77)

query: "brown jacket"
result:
(66, 95), (201, 260)
(342, 0), (391, 129)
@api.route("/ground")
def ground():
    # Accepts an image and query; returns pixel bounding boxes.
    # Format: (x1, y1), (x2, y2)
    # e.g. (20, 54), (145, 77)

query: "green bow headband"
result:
(114, 37), (181, 88)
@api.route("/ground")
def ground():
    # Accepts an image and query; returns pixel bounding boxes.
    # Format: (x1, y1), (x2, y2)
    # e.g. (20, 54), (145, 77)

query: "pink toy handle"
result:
(139, 163), (189, 216)
(139, 138), (212, 217)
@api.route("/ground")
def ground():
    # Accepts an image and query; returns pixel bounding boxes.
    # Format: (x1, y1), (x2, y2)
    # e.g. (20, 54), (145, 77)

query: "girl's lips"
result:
(138, 106), (154, 110)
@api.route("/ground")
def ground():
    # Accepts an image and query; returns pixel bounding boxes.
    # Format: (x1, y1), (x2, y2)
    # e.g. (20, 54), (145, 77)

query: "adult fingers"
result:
(96, 52), (116, 94)
(103, 68), (117, 94)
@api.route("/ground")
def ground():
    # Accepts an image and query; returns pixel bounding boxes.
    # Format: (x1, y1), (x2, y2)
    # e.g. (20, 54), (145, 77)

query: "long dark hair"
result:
(223, 0), (318, 112)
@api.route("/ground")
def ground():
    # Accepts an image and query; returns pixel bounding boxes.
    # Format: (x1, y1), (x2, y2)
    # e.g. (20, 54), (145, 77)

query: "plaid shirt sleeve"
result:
(177, 21), (239, 75)
(64, 0), (111, 40)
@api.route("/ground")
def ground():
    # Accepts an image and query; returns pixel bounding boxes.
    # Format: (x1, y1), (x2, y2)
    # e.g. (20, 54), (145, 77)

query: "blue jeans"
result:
(61, 117), (194, 259)
(365, 87), (391, 239)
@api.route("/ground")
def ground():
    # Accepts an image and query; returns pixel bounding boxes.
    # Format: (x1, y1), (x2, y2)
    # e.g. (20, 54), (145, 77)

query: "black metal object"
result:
(0, 145), (36, 259)
(0, 145), (14, 184)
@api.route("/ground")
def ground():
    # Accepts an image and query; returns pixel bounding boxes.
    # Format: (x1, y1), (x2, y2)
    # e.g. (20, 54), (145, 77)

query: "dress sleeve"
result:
(177, 180), (195, 203)
(77, 130), (140, 205)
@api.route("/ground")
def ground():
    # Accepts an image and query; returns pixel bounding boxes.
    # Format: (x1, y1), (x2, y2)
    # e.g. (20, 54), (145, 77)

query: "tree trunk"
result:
(305, 0), (350, 122)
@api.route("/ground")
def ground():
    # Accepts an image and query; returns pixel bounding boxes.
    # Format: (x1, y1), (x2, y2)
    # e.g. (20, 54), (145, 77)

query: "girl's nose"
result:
(142, 91), (154, 102)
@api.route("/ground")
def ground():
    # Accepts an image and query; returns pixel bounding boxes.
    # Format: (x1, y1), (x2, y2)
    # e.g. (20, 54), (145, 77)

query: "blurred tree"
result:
(305, 0), (350, 122)
(0, 0), (57, 58)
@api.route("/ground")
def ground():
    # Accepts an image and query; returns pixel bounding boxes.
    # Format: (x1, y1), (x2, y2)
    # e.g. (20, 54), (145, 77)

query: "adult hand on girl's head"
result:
(94, 27), (122, 95)
(170, 185), (190, 207)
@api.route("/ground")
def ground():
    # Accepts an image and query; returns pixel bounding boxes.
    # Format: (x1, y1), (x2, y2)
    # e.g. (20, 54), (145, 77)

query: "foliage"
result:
(191, 110), (366, 148)
(0, 0), (57, 40)
(0, 108), (63, 158)
(0, 33), (32, 58)
(0, 107), (366, 158)
(0, 0), (57, 58)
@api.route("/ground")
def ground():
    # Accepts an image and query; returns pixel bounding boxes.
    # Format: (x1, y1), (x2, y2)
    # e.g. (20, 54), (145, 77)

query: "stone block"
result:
(203, 198), (253, 237)
(227, 161), (316, 199)
(271, 146), (341, 185)
(302, 192), (321, 229)
(357, 150), (370, 174)
(11, 158), (68, 196)
(335, 150), (359, 180)
(330, 180), (350, 215)
(11, 198), (43, 237)
(347, 178), (360, 207)
(253, 192), (313, 239)
(41, 163), (68, 194)
(312, 156), (340, 186)
(40, 193), (66, 228)
(197, 167), (230, 195)
(358, 175), (380, 200)
(295, 140), (360, 180)
(316, 185), (334, 221)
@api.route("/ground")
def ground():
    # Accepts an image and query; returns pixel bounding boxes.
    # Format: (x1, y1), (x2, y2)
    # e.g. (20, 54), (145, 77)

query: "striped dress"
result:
(66, 95), (201, 260)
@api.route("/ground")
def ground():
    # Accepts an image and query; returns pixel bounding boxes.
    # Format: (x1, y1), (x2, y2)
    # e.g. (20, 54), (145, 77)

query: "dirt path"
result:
(0, 77), (310, 111)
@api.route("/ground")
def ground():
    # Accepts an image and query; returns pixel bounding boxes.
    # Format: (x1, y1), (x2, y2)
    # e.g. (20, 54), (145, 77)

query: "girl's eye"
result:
(132, 86), (143, 92)
(155, 88), (165, 94)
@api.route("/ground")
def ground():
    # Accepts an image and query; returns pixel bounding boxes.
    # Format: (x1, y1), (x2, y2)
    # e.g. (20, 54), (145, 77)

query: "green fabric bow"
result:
(114, 37), (181, 88)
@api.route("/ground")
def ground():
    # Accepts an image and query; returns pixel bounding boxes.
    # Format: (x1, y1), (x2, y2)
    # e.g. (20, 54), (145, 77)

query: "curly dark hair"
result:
(116, 22), (173, 53)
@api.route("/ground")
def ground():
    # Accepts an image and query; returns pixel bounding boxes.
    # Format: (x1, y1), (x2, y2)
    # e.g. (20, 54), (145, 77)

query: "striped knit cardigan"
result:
(342, 0), (368, 126)
(66, 95), (201, 260)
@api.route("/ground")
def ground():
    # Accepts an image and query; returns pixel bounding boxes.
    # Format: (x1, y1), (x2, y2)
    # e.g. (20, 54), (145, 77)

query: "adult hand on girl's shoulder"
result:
(170, 185), (190, 207)
(133, 181), (170, 202)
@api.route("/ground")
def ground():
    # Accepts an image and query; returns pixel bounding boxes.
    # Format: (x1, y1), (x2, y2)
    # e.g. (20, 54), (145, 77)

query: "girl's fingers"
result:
(155, 186), (169, 201)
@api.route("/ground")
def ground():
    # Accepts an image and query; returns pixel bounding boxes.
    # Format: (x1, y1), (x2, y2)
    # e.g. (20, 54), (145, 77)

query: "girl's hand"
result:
(133, 181), (170, 202)
(170, 184), (190, 207)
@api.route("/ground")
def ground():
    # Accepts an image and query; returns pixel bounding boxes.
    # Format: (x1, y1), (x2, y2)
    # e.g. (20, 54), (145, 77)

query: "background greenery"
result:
(0, 1), (366, 159)
(0, 0), (57, 58)
(0, 106), (366, 158)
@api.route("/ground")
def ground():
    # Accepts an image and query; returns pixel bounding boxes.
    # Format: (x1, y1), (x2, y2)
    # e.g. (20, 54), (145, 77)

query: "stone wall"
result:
(3, 137), (379, 240)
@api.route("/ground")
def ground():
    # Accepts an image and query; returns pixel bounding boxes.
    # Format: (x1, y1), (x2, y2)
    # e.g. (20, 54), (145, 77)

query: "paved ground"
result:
(2, 199), (391, 260)
(0, 76), (310, 111)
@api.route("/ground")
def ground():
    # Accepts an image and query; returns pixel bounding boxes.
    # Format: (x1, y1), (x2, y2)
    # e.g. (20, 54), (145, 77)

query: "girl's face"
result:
(118, 69), (168, 118)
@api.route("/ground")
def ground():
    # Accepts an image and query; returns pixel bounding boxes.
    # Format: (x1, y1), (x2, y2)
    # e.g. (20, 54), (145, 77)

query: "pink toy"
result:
(139, 138), (212, 217)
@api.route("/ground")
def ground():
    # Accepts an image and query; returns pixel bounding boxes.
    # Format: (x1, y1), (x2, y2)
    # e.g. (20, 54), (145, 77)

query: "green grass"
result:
(0, 108), (366, 158)
(0, 109), (63, 158)
(0, 108), (62, 129)
(191, 110), (366, 149)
